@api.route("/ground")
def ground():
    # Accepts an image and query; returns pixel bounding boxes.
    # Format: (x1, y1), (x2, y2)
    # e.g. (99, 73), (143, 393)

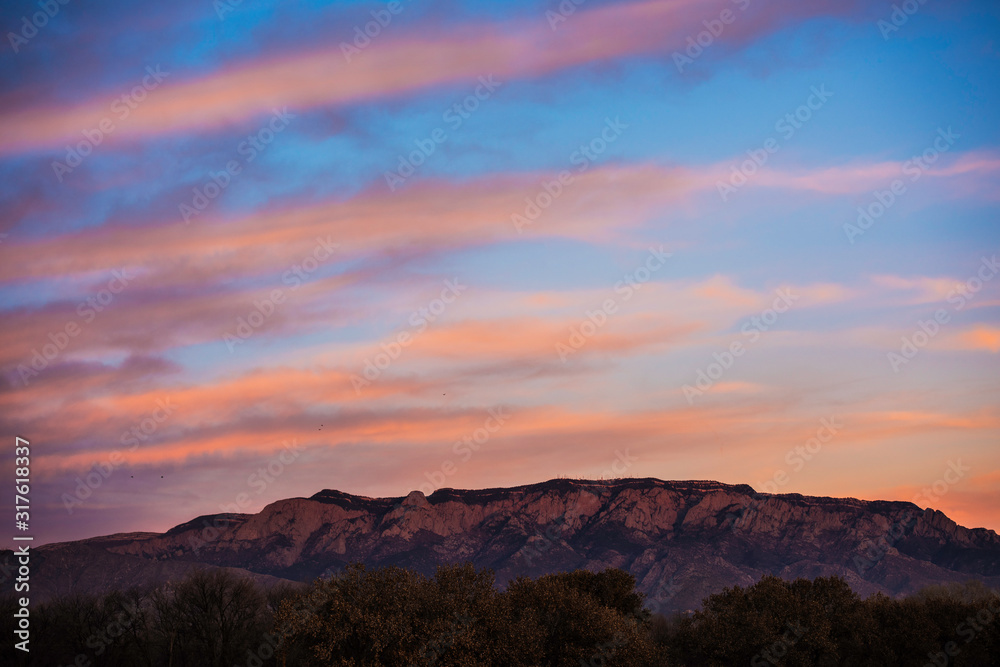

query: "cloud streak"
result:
(0, 0), (872, 155)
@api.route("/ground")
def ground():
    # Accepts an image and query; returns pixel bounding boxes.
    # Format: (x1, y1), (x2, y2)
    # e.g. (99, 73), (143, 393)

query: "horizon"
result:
(38, 474), (999, 548)
(2, 0), (999, 549)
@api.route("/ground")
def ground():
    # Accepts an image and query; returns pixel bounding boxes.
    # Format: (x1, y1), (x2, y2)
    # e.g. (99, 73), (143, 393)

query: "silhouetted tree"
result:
(7, 565), (999, 666)
(152, 569), (271, 667)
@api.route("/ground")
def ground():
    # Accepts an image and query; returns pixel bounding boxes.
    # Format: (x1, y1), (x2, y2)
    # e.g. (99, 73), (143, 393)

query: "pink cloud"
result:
(0, 0), (869, 154)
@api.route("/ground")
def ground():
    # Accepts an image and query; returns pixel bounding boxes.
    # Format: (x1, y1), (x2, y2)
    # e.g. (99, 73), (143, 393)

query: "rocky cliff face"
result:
(9, 478), (1000, 613)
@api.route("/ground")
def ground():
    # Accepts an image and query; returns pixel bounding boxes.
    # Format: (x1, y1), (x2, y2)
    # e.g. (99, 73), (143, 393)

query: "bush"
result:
(4, 565), (998, 666)
(665, 575), (1000, 666)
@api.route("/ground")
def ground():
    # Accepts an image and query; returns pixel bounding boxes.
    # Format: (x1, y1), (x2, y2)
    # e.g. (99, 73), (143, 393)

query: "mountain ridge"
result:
(8, 477), (999, 614)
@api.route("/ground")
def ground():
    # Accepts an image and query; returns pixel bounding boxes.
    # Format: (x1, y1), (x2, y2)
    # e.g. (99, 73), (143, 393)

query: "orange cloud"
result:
(954, 326), (1000, 353)
(7, 149), (997, 293)
(692, 275), (761, 310)
(855, 409), (1000, 433)
(0, 163), (702, 285)
(399, 315), (698, 362)
(31, 391), (801, 476)
(870, 274), (966, 303)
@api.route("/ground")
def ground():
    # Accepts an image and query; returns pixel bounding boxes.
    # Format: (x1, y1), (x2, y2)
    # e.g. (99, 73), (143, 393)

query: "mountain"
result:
(7, 478), (1000, 613)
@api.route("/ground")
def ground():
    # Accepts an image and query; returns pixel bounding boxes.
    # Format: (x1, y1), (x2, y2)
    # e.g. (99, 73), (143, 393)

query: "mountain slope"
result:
(11, 478), (1000, 613)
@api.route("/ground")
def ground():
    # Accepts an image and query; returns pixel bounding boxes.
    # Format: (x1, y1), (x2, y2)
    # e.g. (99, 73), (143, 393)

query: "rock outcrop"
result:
(8, 478), (1000, 613)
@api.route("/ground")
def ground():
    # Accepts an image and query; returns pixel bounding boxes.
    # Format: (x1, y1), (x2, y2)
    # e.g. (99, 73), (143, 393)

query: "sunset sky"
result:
(1, 0), (998, 544)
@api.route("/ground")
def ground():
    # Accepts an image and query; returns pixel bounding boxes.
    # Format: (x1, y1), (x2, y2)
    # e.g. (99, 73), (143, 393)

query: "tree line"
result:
(2, 564), (998, 666)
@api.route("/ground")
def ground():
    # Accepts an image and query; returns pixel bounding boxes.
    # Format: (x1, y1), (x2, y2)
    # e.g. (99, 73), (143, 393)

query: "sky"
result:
(0, 0), (998, 545)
